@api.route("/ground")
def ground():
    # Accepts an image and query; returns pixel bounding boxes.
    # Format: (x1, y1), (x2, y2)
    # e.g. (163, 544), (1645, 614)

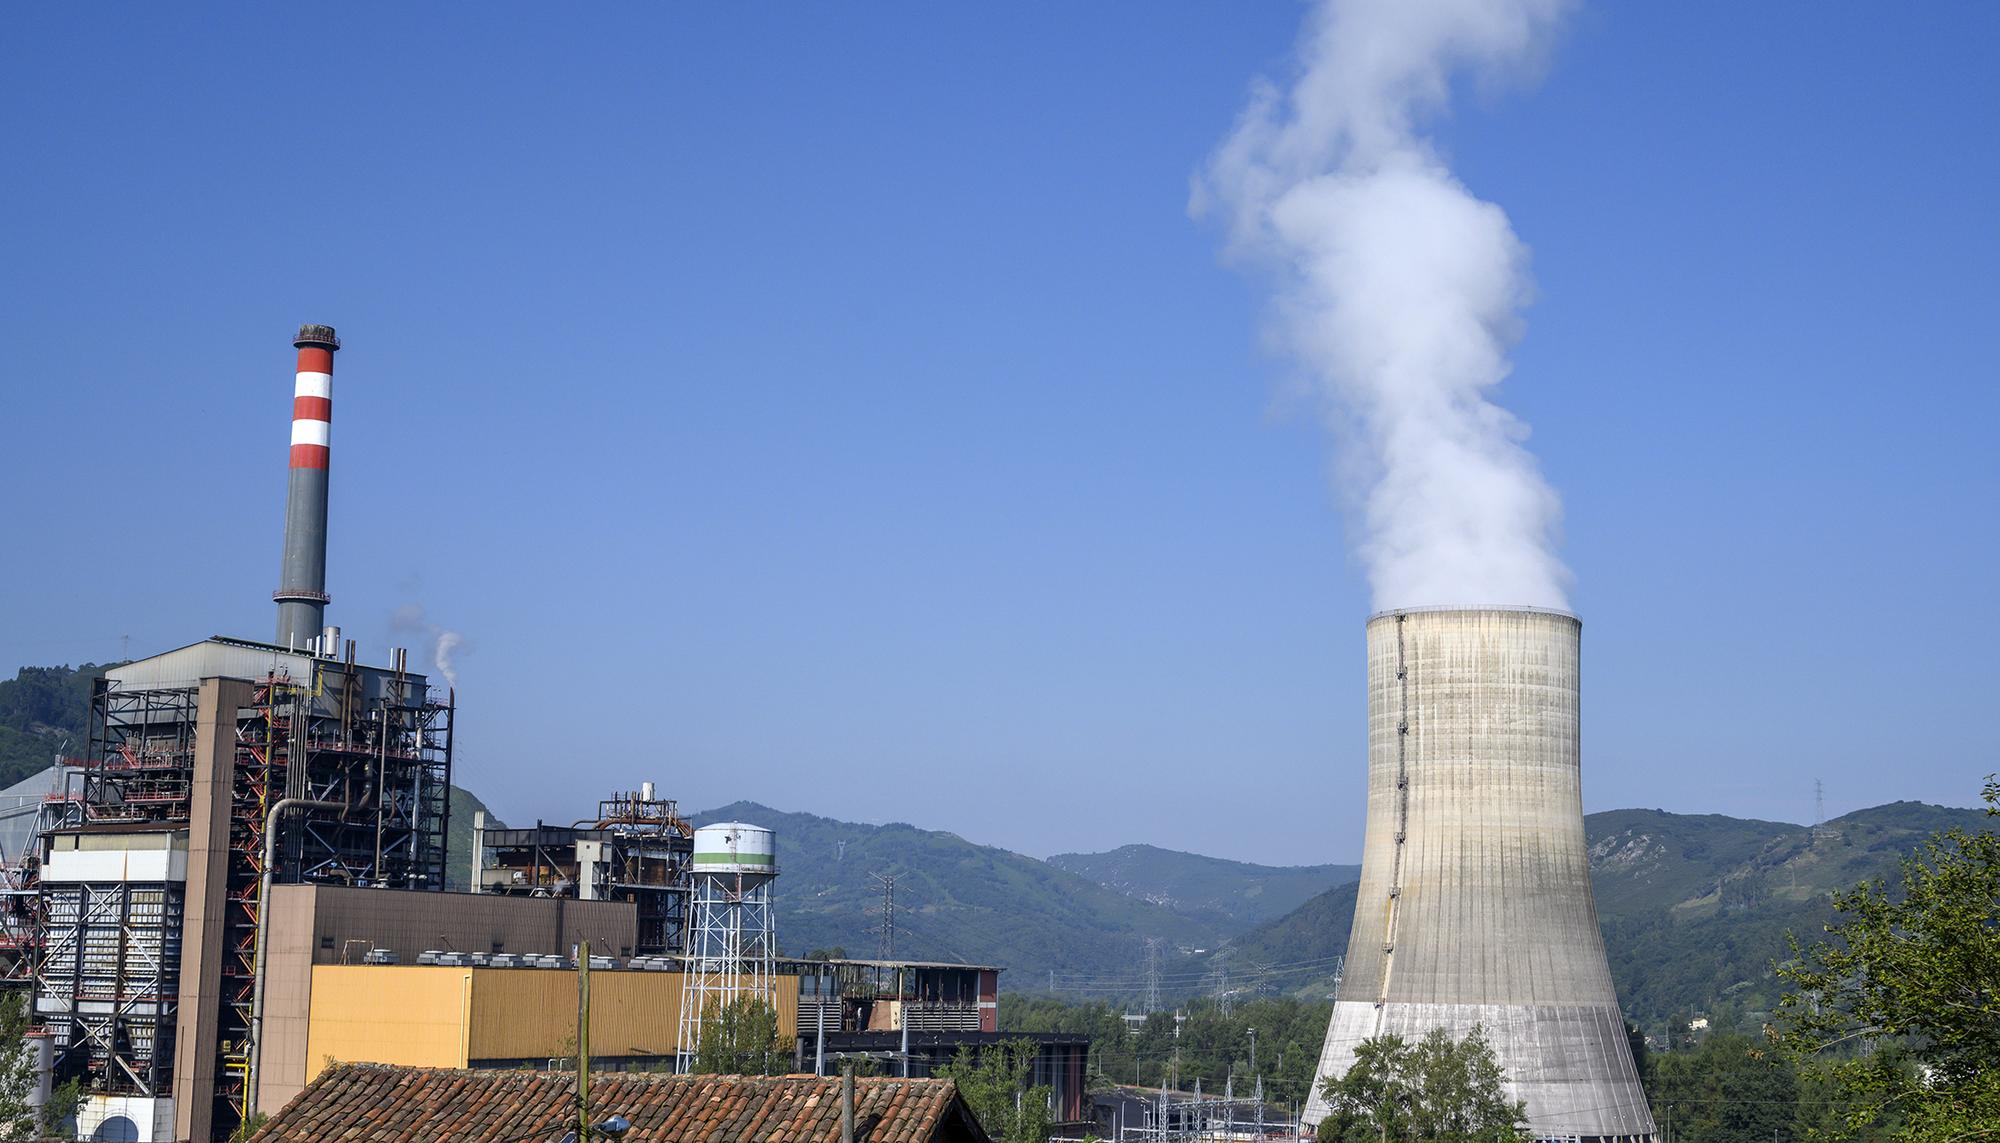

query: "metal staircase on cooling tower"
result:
(675, 822), (778, 1071)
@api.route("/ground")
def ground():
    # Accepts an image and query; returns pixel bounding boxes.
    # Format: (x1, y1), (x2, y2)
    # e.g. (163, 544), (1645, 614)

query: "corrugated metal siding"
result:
(306, 966), (799, 1071)
(107, 639), (430, 703)
(305, 966), (473, 1082)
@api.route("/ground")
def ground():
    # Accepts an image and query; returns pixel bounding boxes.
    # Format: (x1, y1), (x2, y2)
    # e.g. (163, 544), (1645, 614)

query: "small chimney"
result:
(274, 323), (340, 648)
(841, 1063), (855, 1143)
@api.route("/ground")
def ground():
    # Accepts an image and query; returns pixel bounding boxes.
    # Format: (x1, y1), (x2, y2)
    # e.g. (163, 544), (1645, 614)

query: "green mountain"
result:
(690, 801), (1233, 985)
(0, 664), (111, 785)
(1047, 843), (1358, 928)
(446, 786), (502, 890)
(1217, 801), (1997, 1031)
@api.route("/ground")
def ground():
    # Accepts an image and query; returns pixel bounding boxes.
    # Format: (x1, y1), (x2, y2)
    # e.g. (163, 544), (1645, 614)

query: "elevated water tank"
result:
(691, 822), (777, 877)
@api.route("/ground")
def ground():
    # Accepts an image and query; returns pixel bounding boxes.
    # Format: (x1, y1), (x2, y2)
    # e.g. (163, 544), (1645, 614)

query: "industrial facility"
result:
(1304, 607), (1657, 1142)
(0, 325), (1087, 1143)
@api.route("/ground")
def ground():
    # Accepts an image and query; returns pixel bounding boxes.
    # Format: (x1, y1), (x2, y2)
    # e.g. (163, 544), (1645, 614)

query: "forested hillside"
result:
(1047, 843), (1358, 928)
(0, 664), (111, 785)
(691, 801), (1232, 985)
(1217, 799), (1997, 1033)
(12, 660), (1990, 1033)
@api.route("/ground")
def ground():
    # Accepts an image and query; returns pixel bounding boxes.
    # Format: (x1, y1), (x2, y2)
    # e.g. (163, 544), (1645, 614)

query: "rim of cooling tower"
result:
(1366, 604), (1579, 622)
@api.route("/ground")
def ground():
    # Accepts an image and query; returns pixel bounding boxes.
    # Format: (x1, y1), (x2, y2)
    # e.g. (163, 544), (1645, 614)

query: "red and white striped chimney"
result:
(274, 324), (340, 648)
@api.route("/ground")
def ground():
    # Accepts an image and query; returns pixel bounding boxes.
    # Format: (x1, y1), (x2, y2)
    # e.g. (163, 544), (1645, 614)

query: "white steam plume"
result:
(1196, 0), (1574, 611)
(390, 603), (467, 691)
(432, 631), (463, 690)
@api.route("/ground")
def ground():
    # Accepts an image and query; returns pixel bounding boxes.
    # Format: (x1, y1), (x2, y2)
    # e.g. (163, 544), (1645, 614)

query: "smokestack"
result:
(274, 323), (340, 648)
(1305, 608), (1655, 1139)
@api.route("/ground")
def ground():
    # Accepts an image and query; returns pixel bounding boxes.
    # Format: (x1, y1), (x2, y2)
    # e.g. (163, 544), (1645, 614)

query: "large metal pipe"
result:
(1304, 607), (1657, 1141)
(246, 796), (346, 1117)
(274, 324), (340, 648)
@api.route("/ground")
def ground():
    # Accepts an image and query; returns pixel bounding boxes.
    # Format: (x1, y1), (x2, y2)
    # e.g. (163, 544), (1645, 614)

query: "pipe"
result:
(274, 323), (340, 647)
(247, 796), (346, 1117)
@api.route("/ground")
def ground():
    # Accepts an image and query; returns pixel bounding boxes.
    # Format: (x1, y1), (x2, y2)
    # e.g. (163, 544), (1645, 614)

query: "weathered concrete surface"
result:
(1305, 608), (1656, 1143)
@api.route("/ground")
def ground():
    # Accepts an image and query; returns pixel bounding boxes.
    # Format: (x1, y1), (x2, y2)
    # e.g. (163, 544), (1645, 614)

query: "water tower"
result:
(675, 822), (779, 1070)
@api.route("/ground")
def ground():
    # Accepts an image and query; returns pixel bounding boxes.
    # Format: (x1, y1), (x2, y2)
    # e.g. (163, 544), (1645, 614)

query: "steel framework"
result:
(674, 869), (777, 1071)
(31, 651), (453, 1142)
(478, 788), (694, 956)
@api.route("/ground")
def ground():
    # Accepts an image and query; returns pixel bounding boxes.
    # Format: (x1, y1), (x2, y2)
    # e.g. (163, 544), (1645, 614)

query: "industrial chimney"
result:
(273, 323), (339, 649)
(1305, 608), (1656, 1142)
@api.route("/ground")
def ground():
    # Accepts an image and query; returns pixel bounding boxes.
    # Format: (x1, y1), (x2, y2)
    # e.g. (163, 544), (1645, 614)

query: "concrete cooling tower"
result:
(1304, 607), (1657, 1142)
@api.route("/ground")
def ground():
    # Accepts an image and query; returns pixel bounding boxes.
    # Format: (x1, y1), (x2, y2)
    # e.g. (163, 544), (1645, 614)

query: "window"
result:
(320, 937), (334, 951)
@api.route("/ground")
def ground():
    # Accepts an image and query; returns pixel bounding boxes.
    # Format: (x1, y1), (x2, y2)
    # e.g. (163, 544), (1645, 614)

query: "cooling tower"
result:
(1304, 607), (1656, 1143)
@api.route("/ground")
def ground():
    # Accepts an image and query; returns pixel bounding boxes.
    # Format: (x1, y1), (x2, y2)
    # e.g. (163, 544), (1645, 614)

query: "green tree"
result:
(1314, 1026), (1527, 1143)
(689, 996), (787, 1076)
(0, 990), (53, 1142)
(1773, 777), (2000, 1140)
(1651, 1031), (1799, 1142)
(937, 1040), (1053, 1143)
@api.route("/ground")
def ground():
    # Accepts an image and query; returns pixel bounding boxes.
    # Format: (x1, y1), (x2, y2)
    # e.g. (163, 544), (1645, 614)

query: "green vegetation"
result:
(692, 802), (1234, 986)
(1772, 777), (2000, 1140)
(0, 664), (110, 788)
(935, 1041), (1053, 1143)
(1645, 1029), (1872, 1142)
(688, 996), (787, 1076)
(1217, 801), (1996, 1033)
(1046, 844), (1358, 929)
(445, 785), (502, 891)
(1000, 994), (1331, 1112)
(0, 989), (81, 1141)
(1314, 1026), (1526, 1143)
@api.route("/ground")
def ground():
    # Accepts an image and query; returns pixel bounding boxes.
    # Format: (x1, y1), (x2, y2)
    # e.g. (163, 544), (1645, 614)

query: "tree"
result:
(688, 996), (788, 1076)
(1315, 1026), (1527, 1143)
(1650, 1031), (1799, 1142)
(1773, 776), (2000, 1140)
(1624, 1020), (1654, 1097)
(937, 1040), (1053, 1143)
(0, 992), (35, 1142)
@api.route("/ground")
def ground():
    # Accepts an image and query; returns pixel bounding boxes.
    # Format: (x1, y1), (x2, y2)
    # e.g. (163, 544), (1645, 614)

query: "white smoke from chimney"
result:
(390, 602), (466, 690)
(432, 630), (464, 690)
(1195, 0), (1574, 611)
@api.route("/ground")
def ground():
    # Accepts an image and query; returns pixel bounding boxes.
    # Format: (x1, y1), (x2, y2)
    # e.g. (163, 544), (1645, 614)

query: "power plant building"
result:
(1306, 607), (1656, 1143)
(4, 323), (1078, 1142)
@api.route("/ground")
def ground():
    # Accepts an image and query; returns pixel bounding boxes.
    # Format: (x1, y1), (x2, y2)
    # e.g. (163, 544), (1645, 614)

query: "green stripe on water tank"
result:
(693, 852), (774, 865)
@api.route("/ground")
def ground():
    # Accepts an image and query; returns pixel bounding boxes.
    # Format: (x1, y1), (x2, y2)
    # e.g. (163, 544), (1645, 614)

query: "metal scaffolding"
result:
(476, 786), (694, 957)
(30, 641), (453, 1142)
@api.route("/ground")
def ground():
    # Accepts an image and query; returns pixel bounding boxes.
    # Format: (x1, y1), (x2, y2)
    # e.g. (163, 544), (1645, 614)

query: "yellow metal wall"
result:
(305, 966), (473, 1082)
(306, 967), (799, 1080)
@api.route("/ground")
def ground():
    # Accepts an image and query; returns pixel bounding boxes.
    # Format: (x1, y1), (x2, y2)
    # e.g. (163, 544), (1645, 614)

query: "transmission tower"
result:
(1812, 778), (1842, 845)
(870, 871), (897, 961)
(1142, 937), (1162, 1015)
(1210, 948), (1233, 1016)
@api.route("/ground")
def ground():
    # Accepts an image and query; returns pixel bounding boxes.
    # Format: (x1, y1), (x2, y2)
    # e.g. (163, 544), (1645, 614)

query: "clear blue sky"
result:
(2, 4), (1993, 865)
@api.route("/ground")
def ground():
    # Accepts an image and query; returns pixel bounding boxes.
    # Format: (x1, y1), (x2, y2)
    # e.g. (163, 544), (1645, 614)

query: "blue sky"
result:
(2, 4), (1994, 865)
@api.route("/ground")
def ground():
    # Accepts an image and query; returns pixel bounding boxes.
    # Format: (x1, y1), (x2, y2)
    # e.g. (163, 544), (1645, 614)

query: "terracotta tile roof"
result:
(251, 1065), (994, 1143)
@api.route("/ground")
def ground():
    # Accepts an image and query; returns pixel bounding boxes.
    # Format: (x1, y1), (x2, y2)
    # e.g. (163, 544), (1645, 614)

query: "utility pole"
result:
(870, 872), (897, 961)
(578, 938), (592, 1142)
